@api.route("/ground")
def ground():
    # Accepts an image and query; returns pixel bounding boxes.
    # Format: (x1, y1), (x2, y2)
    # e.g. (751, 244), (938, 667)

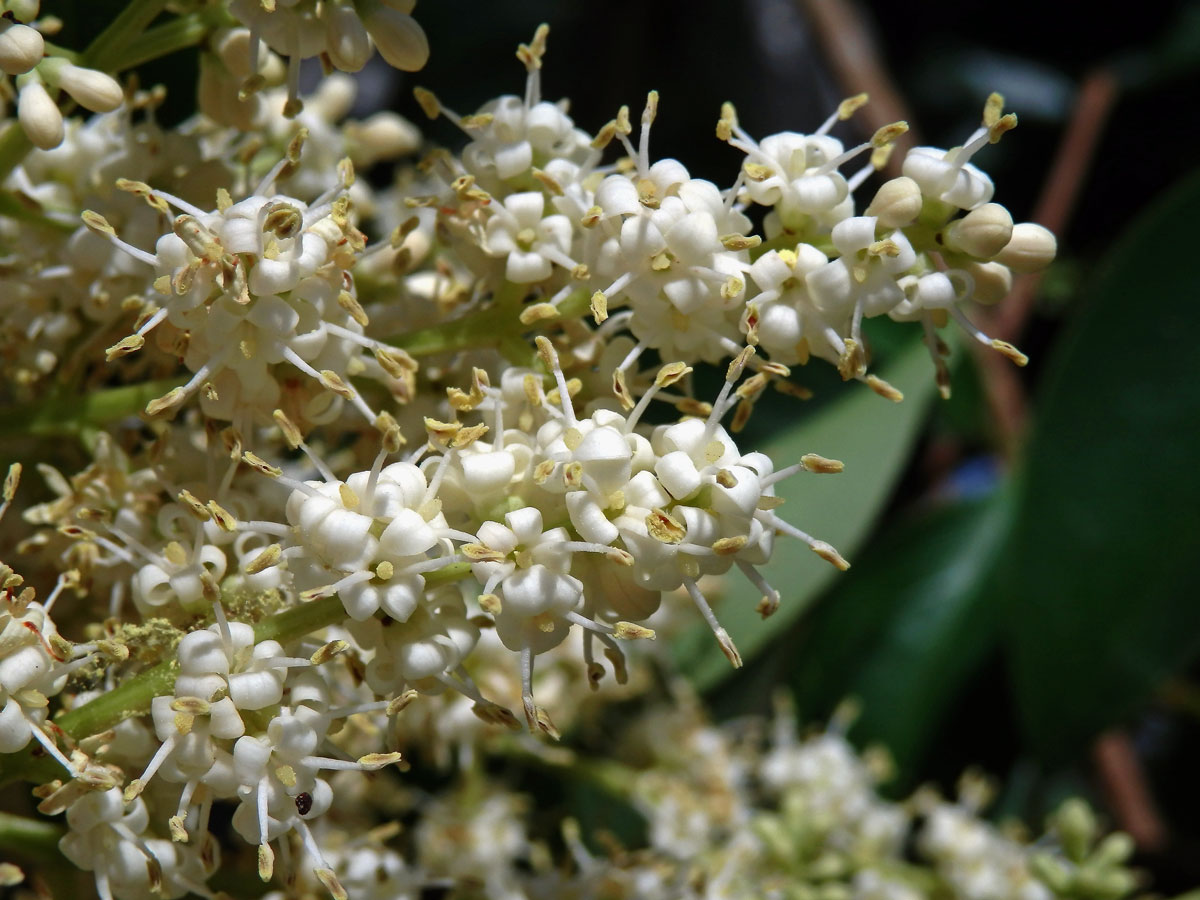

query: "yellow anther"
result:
(590, 290), (608, 324)
(801, 453), (845, 474)
(870, 121), (909, 148)
(837, 92), (869, 120)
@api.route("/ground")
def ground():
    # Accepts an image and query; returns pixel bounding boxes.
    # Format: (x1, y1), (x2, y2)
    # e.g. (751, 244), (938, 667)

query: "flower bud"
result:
(215, 27), (285, 83)
(17, 79), (63, 149)
(1054, 798), (1096, 863)
(4, 1), (40, 23)
(346, 112), (421, 165)
(943, 202), (1013, 259)
(993, 221), (1057, 273)
(959, 260), (1012, 305)
(363, 5), (429, 71)
(1093, 832), (1135, 867)
(50, 62), (124, 112)
(0, 22), (44, 76)
(911, 271), (959, 310)
(307, 72), (356, 121)
(325, 3), (372, 72)
(865, 176), (922, 228)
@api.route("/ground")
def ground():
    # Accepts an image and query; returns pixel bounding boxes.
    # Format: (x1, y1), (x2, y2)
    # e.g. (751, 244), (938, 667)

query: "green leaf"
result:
(789, 489), (1014, 780)
(673, 336), (941, 690)
(1002, 168), (1200, 760)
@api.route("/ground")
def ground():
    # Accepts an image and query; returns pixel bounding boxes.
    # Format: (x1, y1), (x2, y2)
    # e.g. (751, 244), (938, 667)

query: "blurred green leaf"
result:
(674, 337), (941, 690)
(789, 488), (1013, 780)
(1002, 168), (1200, 760)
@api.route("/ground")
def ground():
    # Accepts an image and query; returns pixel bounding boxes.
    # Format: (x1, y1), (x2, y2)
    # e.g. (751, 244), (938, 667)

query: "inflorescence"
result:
(0, 8), (1062, 900)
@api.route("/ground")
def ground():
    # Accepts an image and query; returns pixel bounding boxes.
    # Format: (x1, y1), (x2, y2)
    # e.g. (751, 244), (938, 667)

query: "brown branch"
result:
(796, 0), (920, 172)
(1092, 730), (1168, 852)
(976, 67), (1117, 454)
(988, 67), (1118, 344)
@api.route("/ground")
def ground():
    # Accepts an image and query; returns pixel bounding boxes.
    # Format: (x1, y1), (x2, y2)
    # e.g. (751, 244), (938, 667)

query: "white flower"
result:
(284, 461), (465, 622)
(483, 191), (576, 284)
(61, 788), (212, 900)
(0, 597), (87, 774)
(742, 244), (840, 366)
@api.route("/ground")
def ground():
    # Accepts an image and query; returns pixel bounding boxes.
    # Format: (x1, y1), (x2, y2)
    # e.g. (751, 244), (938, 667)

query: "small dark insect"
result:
(295, 792), (313, 816)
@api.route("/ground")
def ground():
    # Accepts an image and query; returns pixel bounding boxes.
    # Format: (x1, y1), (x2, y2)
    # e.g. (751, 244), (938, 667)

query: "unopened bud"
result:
(0, 863), (23, 887)
(18, 79), (63, 150)
(865, 176), (922, 228)
(0, 22), (44, 76)
(54, 62), (124, 112)
(943, 203), (1013, 259)
(960, 260), (1013, 305)
(346, 112), (421, 163)
(994, 222), (1057, 273)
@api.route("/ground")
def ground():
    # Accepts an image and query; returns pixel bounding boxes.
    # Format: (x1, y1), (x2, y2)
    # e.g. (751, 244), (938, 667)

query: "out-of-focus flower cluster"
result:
(0, 5), (1072, 900)
(218, 693), (1145, 900)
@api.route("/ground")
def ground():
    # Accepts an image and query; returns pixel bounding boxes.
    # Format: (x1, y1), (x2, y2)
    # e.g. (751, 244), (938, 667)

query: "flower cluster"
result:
(0, 7), (1072, 900)
(199, 693), (1141, 900)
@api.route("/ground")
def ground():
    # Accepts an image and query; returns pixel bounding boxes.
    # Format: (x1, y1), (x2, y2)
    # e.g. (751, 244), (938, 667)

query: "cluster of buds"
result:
(227, 0), (429, 116)
(1, 4), (123, 149)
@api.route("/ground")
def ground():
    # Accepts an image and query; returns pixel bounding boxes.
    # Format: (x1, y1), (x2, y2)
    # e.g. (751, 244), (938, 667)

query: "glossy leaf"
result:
(1002, 169), (1200, 760)
(788, 489), (1013, 779)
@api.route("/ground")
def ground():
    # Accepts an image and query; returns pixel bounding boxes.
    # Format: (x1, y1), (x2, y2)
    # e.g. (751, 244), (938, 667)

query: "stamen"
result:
(736, 559), (781, 618)
(212, 600), (233, 653)
(28, 720), (79, 777)
(520, 643), (536, 730)
(396, 554), (466, 577)
(682, 577), (741, 668)
(534, 336), (576, 426)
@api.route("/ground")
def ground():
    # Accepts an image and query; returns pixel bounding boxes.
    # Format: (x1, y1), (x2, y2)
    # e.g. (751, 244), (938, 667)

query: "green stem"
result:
(0, 811), (64, 861)
(497, 739), (637, 801)
(388, 281), (527, 357)
(107, 10), (229, 73)
(388, 283), (591, 359)
(51, 595), (349, 745)
(0, 564), (475, 787)
(0, 122), (33, 185)
(0, 191), (77, 233)
(80, 0), (171, 72)
(0, 377), (185, 439)
(39, 40), (82, 65)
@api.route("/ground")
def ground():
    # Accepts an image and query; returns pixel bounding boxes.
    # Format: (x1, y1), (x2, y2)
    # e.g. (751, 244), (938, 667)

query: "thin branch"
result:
(796, 0), (920, 172)
(977, 67), (1118, 454)
(1092, 730), (1168, 851)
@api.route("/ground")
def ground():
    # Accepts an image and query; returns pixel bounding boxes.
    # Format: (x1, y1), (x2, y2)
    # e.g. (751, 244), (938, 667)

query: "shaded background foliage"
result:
(40, 0), (1200, 890)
